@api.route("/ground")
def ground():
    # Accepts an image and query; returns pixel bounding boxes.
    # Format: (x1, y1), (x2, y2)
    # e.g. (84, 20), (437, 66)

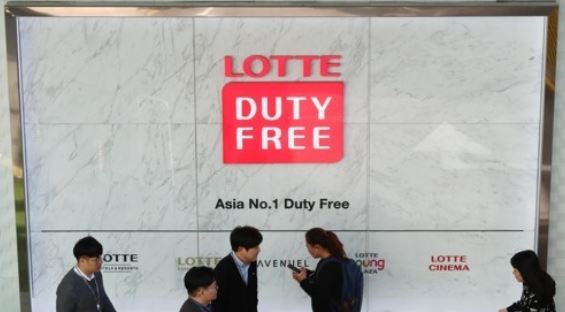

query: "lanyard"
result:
(75, 267), (102, 311)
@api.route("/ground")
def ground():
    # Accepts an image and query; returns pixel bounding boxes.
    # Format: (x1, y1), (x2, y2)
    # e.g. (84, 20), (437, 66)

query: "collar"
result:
(74, 266), (95, 281)
(231, 251), (250, 269)
(190, 298), (212, 312)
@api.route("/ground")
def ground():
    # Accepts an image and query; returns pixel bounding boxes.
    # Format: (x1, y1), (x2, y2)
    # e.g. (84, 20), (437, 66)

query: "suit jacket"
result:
(179, 298), (211, 312)
(212, 254), (258, 312)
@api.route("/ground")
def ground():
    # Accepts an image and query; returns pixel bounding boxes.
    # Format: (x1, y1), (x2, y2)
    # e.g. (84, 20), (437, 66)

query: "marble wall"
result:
(8, 15), (546, 312)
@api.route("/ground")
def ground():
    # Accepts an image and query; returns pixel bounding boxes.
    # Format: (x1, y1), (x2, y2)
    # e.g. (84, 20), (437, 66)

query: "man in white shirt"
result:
(213, 226), (262, 312)
(56, 236), (116, 312)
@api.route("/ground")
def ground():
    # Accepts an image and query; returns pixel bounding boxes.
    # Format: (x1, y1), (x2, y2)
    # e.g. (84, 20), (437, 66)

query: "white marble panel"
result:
(198, 231), (369, 312)
(25, 124), (197, 231)
(196, 124), (368, 231)
(370, 17), (545, 123)
(19, 17), (195, 124)
(366, 231), (536, 312)
(29, 232), (198, 312)
(370, 123), (539, 230)
(194, 17), (369, 123)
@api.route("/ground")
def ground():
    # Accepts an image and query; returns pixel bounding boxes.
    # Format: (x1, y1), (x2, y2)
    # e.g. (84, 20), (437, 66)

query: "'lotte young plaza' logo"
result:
(222, 55), (344, 163)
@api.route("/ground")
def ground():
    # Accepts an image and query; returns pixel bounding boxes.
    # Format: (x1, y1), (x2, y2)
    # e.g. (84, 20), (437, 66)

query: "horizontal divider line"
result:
(25, 122), (538, 126)
(40, 229), (525, 233)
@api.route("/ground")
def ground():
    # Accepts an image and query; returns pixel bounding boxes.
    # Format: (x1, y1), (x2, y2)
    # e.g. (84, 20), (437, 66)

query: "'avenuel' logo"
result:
(222, 55), (344, 163)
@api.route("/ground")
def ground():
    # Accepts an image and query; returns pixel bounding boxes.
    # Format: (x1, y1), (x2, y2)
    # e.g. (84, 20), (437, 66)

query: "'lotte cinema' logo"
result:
(222, 55), (344, 163)
(428, 255), (470, 272)
(101, 253), (139, 273)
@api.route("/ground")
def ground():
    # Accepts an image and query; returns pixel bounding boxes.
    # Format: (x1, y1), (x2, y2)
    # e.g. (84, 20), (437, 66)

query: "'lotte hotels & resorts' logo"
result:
(101, 253), (139, 274)
(222, 55), (344, 163)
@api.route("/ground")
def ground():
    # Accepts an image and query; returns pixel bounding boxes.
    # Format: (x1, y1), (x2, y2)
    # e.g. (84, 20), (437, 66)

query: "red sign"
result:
(222, 54), (344, 164)
(222, 81), (343, 163)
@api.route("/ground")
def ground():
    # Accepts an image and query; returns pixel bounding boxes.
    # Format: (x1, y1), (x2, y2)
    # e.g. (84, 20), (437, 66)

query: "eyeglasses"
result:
(86, 256), (103, 263)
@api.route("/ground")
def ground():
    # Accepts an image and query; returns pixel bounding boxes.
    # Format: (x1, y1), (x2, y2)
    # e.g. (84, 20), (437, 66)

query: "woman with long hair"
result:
(292, 228), (345, 312)
(499, 250), (556, 312)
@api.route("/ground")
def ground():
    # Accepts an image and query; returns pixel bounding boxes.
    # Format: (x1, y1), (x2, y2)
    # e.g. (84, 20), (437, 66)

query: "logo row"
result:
(100, 253), (469, 274)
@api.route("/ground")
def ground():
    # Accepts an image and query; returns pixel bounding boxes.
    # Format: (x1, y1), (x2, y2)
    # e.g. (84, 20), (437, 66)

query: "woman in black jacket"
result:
(499, 250), (556, 312)
(292, 228), (344, 312)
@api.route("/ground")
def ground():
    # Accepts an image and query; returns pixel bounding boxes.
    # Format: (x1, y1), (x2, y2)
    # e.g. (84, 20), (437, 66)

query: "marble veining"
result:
(196, 124), (369, 231)
(19, 17), (195, 124)
(370, 17), (544, 123)
(25, 124), (198, 231)
(370, 124), (539, 230)
(194, 17), (370, 124)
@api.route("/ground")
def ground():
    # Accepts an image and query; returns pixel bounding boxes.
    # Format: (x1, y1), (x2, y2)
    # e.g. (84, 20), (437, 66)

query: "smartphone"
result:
(287, 264), (301, 273)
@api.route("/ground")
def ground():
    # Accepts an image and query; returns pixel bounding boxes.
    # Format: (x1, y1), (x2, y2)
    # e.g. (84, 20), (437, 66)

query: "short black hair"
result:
(184, 266), (216, 296)
(230, 226), (263, 252)
(73, 236), (103, 260)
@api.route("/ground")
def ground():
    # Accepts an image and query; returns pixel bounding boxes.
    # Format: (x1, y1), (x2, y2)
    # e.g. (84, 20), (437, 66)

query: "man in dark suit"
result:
(213, 226), (263, 312)
(179, 266), (218, 312)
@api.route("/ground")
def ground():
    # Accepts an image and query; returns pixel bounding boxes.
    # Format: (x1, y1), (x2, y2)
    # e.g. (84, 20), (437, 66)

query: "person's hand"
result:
(292, 267), (308, 282)
(498, 309), (508, 312)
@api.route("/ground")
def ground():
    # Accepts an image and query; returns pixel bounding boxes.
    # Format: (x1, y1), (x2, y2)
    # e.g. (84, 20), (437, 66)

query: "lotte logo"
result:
(222, 55), (344, 163)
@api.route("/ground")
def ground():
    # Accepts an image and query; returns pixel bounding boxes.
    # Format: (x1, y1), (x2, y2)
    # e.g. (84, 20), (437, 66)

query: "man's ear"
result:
(197, 288), (205, 297)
